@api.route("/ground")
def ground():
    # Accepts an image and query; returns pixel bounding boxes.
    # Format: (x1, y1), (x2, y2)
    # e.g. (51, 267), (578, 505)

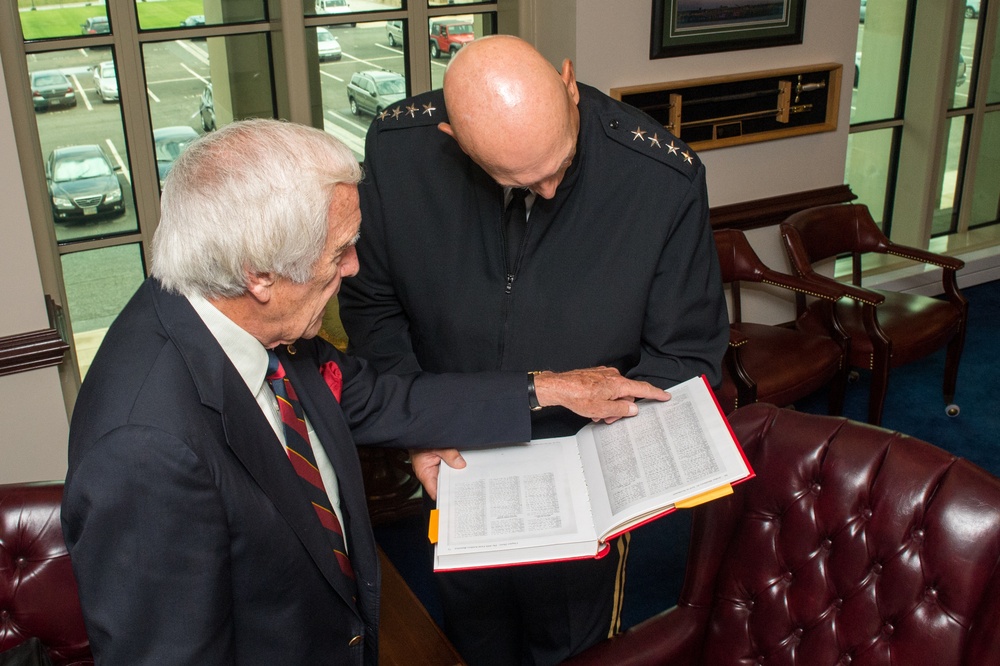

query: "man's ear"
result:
(560, 59), (580, 106)
(245, 269), (276, 304)
(438, 122), (455, 139)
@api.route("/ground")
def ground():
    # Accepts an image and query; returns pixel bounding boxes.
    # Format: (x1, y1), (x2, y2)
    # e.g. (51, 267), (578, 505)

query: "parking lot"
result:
(28, 19), (448, 246)
(25, 18), (451, 371)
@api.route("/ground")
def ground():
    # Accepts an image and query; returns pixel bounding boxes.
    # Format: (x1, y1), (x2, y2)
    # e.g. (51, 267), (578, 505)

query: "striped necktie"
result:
(265, 350), (355, 583)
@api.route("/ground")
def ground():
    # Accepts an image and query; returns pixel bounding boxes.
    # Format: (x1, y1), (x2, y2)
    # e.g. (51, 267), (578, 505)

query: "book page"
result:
(579, 376), (749, 537)
(435, 436), (599, 569)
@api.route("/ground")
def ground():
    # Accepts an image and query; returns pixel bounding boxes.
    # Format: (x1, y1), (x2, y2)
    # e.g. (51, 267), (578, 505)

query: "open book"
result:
(431, 375), (753, 571)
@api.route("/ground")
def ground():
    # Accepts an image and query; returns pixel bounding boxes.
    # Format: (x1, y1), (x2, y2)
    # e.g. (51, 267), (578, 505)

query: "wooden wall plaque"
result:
(611, 63), (842, 151)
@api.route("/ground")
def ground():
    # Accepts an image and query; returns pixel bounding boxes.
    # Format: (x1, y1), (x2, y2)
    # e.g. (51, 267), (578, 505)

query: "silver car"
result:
(92, 61), (118, 103)
(346, 70), (406, 117)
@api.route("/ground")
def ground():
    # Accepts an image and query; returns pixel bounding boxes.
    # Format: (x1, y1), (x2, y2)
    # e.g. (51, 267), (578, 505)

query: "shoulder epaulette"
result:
(599, 109), (700, 176)
(373, 90), (447, 132)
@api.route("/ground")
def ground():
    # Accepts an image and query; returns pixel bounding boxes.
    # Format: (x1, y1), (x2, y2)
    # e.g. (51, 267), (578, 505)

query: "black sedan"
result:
(46, 145), (126, 223)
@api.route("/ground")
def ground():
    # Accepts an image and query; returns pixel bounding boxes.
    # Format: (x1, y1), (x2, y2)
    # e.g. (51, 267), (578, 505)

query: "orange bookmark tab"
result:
(428, 509), (440, 544)
(675, 484), (733, 509)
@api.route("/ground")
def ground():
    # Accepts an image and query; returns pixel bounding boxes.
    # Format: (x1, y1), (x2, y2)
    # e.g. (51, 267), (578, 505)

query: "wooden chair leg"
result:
(943, 325), (966, 404)
(867, 353), (891, 427)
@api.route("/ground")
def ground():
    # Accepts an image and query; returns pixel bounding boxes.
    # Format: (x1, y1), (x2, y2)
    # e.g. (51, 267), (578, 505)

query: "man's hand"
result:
(533, 367), (670, 423)
(410, 448), (466, 501)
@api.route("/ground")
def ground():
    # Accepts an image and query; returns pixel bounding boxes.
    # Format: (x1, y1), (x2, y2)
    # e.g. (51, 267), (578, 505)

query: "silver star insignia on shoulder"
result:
(648, 133), (661, 149)
(666, 141), (679, 156)
(422, 102), (437, 116)
(631, 126), (647, 142)
(682, 151), (694, 164)
(406, 103), (418, 118)
(391, 107), (403, 120)
(378, 110), (390, 121)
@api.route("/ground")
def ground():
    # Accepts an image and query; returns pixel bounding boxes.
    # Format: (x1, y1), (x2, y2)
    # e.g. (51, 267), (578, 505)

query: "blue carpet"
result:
(374, 279), (1000, 633)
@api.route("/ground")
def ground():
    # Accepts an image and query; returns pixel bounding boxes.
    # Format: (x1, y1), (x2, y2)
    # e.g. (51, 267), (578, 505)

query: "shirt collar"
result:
(186, 293), (270, 395)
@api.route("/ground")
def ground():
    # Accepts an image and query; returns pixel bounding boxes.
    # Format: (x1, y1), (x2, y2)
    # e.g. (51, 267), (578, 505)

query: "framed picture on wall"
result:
(651, 0), (806, 59)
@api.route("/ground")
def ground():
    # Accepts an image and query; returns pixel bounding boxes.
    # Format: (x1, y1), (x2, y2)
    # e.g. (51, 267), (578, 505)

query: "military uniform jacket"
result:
(62, 279), (530, 665)
(340, 83), (728, 438)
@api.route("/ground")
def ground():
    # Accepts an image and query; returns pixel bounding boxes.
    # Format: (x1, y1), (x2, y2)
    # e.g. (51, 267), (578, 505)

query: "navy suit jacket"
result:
(62, 279), (529, 665)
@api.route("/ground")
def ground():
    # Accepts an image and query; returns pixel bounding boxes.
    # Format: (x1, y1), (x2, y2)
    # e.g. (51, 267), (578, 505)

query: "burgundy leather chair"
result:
(563, 403), (1000, 666)
(714, 228), (850, 415)
(0, 482), (92, 665)
(780, 203), (968, 426)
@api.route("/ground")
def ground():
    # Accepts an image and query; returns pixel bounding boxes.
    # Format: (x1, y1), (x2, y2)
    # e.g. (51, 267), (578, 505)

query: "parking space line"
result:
(104, 139), (131, 185)
(70, 74), (93, 111)
(326, 109), (370, 133)
(324, 116), (365, 154)
(147, 88), (161, 103)
(375, 44), (402, 54)
(176, 40), (210, 66)
(343, 52), (404, 69)
(181, 62), (210, 85)
(321, 71), (345, 82)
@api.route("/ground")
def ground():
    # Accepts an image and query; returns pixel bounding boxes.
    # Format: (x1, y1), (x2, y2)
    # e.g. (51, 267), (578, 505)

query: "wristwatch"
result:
(527, 372), (543, 411)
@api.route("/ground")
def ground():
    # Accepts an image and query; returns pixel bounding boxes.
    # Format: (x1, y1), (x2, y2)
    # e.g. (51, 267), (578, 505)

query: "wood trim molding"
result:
(0, 328), (70, 377)
(710, 184), (856, 231)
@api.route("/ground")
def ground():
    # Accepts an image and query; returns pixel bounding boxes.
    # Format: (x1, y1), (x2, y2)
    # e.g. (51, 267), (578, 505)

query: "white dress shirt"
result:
(187, 294), (347, 548)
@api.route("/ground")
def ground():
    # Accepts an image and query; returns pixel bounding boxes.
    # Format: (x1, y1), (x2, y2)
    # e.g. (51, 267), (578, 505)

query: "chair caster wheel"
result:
(848, 370), (860, 383)
(946, 404), (960, 417)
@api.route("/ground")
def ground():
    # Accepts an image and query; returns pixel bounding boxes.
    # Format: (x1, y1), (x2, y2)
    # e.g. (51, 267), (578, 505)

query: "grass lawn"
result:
(19, 1), (204, 41)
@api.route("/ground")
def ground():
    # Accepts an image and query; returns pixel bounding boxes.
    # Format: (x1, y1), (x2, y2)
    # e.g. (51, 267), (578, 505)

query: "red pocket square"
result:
(320, 361), (343, 402)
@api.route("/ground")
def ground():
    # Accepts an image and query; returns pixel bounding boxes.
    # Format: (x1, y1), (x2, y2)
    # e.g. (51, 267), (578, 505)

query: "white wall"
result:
(0, 52), (71, 484)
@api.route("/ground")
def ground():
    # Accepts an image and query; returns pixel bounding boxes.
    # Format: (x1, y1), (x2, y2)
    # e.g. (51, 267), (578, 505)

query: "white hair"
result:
(152, 119), (362, 298)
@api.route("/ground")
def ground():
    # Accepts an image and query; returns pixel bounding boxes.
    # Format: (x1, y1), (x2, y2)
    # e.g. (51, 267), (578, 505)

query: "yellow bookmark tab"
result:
(675, 484), (733, 509)
(428, 509), (440, 544)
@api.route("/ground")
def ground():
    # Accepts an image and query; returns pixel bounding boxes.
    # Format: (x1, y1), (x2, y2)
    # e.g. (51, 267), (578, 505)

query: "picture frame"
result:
(651, 0), (806, 59)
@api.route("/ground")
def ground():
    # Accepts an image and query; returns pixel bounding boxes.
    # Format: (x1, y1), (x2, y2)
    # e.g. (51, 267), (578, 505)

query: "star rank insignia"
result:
(682, 151), (694, 164)
(422, 102), (437, 116)
(631, 126), (647, 142)
(648, 133), (662, 149)
(406, 103), (419, 118)
(666, 141), (679, 156)
(391, 107), (403, 120)
(377, 109), (390, 121)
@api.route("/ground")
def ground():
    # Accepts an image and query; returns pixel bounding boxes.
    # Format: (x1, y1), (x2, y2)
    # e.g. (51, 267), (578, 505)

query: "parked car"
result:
(45, 145), (125, 223)
(198, 84), (216, 132)
(81, 17), (110, 35)
(316, 27), (342, 61)
(91, 61), (118, 103)
(30, 70), (76, 112)
(429, 19), (474, 58)
(966, 0), (981, 18)
(386, 20), (405, 47)
(859, 0), (866, 23)
(346, 70), (406, 117)
(180, 15), (206, 27)
(153, 126), (199, 187)
(317, 0), (356, 26)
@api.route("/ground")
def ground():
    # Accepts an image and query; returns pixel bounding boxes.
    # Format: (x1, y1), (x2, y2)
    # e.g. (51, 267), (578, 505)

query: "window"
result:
(848, 0), (999, 246)
(2, 0), (501, 401)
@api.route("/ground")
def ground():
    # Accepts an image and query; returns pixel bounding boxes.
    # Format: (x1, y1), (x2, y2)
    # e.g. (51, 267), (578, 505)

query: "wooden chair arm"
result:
(883, 242), (965, 271)
(757, 267), (849, 302)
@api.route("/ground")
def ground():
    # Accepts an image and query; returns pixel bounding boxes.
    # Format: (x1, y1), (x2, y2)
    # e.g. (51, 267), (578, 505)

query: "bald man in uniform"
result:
(339, 36), (728, 665)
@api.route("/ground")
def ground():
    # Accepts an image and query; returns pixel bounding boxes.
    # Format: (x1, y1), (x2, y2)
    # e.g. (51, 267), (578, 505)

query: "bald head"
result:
(440, 35), (580, 198)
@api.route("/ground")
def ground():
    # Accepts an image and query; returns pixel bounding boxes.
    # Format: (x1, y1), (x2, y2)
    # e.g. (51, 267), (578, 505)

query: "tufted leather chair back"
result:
(0, 482), (92, 665)
(563, 403), (1000, 666)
